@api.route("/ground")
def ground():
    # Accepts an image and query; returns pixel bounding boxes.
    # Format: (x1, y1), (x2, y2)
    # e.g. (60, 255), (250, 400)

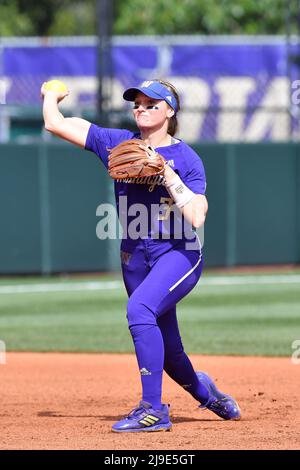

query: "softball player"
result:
(41, 79), (241, 433)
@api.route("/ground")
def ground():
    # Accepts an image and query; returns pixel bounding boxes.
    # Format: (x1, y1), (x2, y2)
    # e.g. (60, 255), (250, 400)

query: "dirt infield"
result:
(1, 353), (299, 450)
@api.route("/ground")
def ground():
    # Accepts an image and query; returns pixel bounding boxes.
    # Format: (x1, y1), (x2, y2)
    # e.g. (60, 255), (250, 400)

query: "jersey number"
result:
(158, 197), (173, 221)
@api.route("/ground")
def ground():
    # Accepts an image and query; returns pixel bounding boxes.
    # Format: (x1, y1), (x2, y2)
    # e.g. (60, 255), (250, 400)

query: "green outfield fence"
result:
(0, 141), (299, 274)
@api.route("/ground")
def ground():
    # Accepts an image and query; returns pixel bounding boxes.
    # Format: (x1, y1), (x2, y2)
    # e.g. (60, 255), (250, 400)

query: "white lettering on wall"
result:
(215, 77), (256, 141)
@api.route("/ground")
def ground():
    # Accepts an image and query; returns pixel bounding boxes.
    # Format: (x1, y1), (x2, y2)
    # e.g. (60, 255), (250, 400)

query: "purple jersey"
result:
(85, 124), (206, 243)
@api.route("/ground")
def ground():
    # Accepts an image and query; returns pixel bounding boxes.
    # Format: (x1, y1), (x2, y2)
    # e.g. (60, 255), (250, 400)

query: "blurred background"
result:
(0, 0), (300, 275)
(0, 1), (299, 357)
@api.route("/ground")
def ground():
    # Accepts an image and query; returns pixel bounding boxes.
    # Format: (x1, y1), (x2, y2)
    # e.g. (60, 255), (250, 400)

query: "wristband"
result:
(165, 174), (194, 208)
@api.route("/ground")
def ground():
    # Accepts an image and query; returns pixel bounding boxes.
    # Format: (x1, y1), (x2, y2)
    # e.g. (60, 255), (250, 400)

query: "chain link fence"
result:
(0, 35), (298, 142)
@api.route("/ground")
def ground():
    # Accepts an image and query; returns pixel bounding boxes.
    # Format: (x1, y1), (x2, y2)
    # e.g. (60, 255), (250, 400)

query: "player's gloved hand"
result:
(108, 139), (166, 179)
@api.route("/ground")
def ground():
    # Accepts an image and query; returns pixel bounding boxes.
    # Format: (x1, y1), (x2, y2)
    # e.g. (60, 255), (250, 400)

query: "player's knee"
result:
(126, 296), (156, 327)
(164, 343), (184, 366)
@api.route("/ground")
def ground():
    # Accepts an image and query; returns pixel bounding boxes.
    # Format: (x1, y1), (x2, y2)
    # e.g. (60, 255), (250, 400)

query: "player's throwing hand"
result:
(40, 80), (69, 103)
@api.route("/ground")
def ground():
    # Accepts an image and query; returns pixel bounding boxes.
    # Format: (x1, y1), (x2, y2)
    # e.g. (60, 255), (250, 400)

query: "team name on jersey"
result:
(117, 174), (165, 192)
(116, 161), (175, 192)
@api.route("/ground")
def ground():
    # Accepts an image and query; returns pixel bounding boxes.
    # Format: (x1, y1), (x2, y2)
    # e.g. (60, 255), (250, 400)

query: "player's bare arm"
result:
(164, 164), (208, 228)
(41, 82), (91, 148)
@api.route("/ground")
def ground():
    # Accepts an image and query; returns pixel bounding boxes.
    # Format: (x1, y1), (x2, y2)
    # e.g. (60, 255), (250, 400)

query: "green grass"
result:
(0, 273), (299, 356)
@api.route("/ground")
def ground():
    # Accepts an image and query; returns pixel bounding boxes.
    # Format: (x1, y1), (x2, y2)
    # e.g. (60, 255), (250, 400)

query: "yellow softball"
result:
(44, 79), (68, 93)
